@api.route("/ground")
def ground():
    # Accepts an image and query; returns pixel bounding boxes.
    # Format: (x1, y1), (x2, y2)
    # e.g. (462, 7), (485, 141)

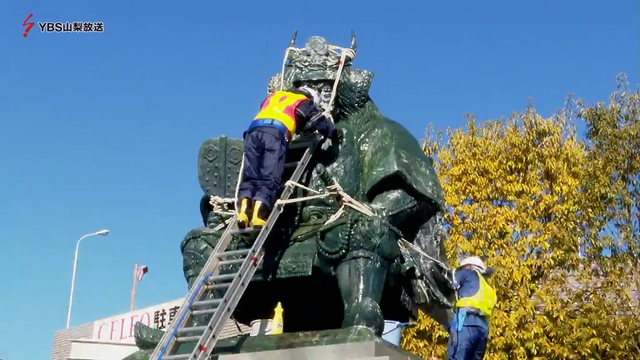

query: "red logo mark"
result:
(22, 14), (35, 38)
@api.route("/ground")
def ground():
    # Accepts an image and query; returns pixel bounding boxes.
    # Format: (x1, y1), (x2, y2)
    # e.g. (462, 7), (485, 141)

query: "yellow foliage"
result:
(402, 74), (640, 359)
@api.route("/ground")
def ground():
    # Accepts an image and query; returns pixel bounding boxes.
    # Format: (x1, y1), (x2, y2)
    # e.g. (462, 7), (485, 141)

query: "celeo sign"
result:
(92, 298), (185, 343)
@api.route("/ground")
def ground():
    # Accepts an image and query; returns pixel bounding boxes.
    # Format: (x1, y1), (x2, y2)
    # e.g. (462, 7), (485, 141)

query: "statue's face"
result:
(295, 80), (334, 112)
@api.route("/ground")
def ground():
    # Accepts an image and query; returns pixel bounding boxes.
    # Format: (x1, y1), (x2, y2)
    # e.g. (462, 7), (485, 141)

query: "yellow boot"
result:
(237, 198), (250, 229)
(251, 200), (268, 228)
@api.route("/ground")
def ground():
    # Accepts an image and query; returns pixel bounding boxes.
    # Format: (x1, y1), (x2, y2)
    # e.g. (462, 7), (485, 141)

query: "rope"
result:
(278, 180), (452, 272)
(282, 179), (457, 289)
(209, 180), (458, 304)
(234, 154), (245, 207)
(278, 47), (299, 91)
(326, 46), (354, 115)
(209, 178), (454, 277)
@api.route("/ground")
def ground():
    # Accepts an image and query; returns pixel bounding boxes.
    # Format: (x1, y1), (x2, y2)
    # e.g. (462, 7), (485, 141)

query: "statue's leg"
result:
(336, 254), (387, 335)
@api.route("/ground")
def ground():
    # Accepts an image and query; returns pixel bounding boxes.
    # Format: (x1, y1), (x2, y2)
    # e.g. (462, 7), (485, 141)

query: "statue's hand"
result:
(401, 257), (423, 280)
(335, 129), (344, 144)
(352, 207), (391, 242)
(328, 128), (344, 146)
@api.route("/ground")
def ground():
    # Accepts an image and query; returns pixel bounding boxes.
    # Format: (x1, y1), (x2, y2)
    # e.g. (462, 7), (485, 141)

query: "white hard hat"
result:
(459, 256), (487, 273)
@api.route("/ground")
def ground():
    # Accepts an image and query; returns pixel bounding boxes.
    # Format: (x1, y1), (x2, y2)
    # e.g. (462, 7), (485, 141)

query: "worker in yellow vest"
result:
(447, 256), (497, 360)
(236, 86), (342, 229)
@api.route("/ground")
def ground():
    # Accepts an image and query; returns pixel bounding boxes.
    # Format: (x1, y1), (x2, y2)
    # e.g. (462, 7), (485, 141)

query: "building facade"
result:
(52, 298), (250, 360)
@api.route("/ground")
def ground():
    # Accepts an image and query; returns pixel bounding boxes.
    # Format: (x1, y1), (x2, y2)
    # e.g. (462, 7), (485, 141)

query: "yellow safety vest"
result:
(455, 270), (497, 317)
(253, 91), (309, 140)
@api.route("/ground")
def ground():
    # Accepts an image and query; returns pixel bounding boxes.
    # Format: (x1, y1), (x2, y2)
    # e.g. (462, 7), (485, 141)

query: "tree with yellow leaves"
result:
(402, 74), (640, 359)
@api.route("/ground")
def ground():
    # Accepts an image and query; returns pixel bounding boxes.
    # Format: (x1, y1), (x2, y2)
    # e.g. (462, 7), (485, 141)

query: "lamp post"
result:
(65, 229), (110, 329)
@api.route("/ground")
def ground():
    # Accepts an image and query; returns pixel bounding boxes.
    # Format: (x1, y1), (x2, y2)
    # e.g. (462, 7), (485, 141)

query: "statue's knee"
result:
(181, 228), (216, 288)
(343, 297), (384, 336)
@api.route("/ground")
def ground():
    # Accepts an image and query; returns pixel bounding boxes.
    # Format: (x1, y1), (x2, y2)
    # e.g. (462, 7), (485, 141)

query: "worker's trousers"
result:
(447, 325), (488, 360)
(237, 128), (287, 209)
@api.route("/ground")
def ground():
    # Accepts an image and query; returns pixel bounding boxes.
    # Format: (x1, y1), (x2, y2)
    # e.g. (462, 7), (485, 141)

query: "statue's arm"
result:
(359, 117), (455, 326)
(358, 116), (449, 261)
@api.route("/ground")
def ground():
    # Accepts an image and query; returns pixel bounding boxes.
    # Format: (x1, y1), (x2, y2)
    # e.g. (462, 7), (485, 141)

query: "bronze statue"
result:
(124, 31), (455, 360)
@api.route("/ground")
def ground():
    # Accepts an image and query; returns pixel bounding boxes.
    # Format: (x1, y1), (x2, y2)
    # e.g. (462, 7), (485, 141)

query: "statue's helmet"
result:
(269, 30), (372, 115)
(286, 30), (357, 84)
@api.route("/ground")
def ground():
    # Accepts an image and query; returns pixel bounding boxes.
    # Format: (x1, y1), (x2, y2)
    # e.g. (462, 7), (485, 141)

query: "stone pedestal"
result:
(209, 327), (421, 360)
(122, 327), (422, 360)
(212, 341), (417, 360)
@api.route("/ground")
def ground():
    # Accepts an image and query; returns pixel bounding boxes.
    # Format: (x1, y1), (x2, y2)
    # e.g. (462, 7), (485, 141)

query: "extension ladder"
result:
(149, 133), (323, 360)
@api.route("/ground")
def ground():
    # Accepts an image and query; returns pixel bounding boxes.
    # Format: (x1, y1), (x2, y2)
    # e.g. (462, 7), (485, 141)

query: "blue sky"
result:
(1, 0), (637, 359)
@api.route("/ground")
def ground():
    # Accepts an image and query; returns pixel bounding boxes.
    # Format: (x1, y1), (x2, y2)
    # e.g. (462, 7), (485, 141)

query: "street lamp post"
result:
(65, 229), (110, 329)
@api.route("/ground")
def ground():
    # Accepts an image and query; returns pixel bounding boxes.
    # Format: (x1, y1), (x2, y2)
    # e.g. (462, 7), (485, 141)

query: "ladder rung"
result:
(205, 282), (231, 290)
(193, 299), (222, 308)
(230, 227), (262, 236)
(175, 335), (202, 343)
(208, 273), (237, 282)
(161, 355), (190, 360)
(284, 162), (299, 168)
(192, 307), (219, 316)
(217, 249), (251, 258)
(176, 325), (207, 335)
(220, 258), (245, 266)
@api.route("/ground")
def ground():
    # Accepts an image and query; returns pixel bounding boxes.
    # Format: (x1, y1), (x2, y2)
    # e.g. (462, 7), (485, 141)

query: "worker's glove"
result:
(331, 129), (344, 145)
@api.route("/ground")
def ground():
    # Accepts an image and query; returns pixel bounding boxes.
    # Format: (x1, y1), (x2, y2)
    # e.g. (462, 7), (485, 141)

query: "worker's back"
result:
(455, 269), (491, 328)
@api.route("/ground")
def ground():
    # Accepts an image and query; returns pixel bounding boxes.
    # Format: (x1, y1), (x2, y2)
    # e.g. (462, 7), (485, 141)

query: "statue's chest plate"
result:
(307, 131), (362, 201)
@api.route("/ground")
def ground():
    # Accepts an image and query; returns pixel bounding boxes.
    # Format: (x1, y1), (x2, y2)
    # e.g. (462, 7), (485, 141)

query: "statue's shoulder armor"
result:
(197, 135), (244, 198)
(360, 116), (445, 210)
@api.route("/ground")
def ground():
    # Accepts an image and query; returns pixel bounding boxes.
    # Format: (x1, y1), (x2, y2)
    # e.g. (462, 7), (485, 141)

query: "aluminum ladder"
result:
(150, 133), (323, 360)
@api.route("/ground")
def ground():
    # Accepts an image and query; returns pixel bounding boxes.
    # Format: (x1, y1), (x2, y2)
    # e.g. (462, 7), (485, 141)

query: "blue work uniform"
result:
(447, 269), (497, 360)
